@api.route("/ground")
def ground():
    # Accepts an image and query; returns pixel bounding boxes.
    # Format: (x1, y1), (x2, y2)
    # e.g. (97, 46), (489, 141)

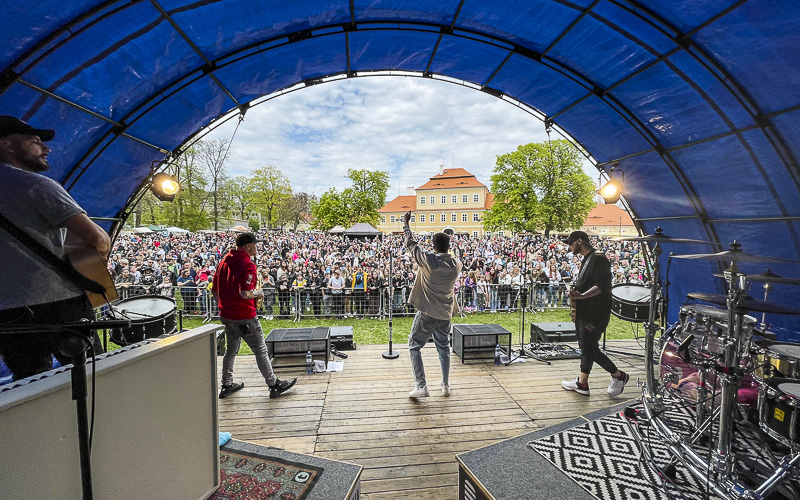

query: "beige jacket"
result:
(404, 226), (462, 320)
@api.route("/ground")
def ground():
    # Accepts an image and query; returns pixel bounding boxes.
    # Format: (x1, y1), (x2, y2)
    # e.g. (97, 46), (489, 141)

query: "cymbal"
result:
(672, 244), (798, 264)
(687, 292), (800, 315)
(615, 226), (710, 245)
(713, 269), (800, 286)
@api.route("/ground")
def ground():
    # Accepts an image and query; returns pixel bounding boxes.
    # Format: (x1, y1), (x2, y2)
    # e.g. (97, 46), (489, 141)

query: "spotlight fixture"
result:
(599, 167), (624, 204)
(151, 172), (181, 202)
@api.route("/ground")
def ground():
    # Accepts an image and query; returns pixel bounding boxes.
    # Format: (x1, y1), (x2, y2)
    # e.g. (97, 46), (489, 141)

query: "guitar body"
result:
(567, 281), (577, 323)
(65, 235), (118, 307)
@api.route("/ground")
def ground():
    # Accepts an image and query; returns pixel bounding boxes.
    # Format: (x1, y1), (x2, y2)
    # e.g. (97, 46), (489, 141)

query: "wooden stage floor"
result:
(217, 339), (646, 499)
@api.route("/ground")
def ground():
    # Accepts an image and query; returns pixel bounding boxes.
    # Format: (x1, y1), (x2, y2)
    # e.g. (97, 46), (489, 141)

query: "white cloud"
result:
(206, 77), (595, 200)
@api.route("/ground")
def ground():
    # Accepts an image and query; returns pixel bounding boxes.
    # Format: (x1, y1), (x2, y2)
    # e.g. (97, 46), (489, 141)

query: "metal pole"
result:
(383, 234), (399, 359)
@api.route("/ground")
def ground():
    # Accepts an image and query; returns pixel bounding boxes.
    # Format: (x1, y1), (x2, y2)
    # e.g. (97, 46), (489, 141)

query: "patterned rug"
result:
(211, 447), (323, 500)
(529, 404), (799, 500)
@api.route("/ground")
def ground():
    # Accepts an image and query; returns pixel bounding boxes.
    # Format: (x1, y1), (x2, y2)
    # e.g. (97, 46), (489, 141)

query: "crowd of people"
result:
(108, 228), (650, 318)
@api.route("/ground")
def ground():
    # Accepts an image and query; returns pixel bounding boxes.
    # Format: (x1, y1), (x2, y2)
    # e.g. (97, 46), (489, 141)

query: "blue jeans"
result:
(220, 317), (277, 387)
(408, 311), (451, 389)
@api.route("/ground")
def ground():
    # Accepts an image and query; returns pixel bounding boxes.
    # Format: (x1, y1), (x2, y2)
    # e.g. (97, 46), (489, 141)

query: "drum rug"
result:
(211, 443), (323, 500)
(529, 403), (799, 500)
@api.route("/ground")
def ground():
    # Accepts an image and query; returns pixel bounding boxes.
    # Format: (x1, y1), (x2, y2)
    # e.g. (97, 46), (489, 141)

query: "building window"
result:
(451, 214), (457, 222)
(452, 195), (458, 204)
(430, 196), (435, 204)
(462, 213), (467, 222)
(462, 194), (468, 203)
(441, 195), (446, 204)
(419, 196), (425, 205)
(390, 215), (395, 223)
(440, 214), (446, 223)
(381, 216), (386, 223)
(420, 214), (426, 222)
(410, 215), (415, 222)
(473, 231), (478, 237)
(473, 213), (479, 222)
(473, 194), (479, 203)
(498, 231), (505, 237)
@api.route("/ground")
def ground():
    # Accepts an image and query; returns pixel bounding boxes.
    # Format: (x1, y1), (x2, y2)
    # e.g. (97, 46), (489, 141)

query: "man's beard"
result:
(25, 155), (49, 172)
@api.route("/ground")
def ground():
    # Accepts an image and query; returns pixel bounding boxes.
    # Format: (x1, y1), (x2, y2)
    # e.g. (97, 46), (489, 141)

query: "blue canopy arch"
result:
(3, 0), (800, 330)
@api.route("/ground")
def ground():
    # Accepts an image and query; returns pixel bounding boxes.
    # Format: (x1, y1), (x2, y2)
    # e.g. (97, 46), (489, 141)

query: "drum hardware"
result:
(714, 268), (800, 286)
(106, 296), (177, 346)
(686, 291), (800, 315)
(614, 226), (711, 245)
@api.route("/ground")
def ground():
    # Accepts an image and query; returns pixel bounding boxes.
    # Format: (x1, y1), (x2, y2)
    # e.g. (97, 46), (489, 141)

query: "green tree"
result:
(197, 139), (230, 230)
(484, 140), (595, 237)
(279, 192), (316, 231)
(347, 168), (389, 221)
(310, 188), (348, 231)
(248, 166), (291, 229)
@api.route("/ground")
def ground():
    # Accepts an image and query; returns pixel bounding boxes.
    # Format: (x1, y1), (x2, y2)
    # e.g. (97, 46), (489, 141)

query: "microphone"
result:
(623, 406), (640, 420)
(677, 334), (694, 363)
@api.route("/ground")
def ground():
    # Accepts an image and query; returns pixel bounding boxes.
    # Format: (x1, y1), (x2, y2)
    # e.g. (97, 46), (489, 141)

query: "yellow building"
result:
(378, 167), (495, 236)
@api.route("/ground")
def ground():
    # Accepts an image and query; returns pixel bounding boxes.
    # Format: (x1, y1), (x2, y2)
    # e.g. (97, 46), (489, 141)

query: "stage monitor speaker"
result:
(531, 322), (577, 343)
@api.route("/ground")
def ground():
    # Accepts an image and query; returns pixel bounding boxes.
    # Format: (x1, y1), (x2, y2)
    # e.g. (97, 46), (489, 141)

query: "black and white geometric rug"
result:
(530, 411), (719, 500)
(529, 404), (800, 500)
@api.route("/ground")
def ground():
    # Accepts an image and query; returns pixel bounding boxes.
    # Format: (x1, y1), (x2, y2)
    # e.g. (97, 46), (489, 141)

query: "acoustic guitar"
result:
(65, 234), (118, 307)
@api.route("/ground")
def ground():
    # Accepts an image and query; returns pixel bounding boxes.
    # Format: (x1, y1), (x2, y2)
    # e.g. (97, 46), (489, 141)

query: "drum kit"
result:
(616, 228), (800, 498)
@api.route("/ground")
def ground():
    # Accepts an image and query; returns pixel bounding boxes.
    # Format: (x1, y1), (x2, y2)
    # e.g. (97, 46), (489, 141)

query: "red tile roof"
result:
(585, 204), (634, 225)
(417, 168), (486, 190)
(378, 195), (416, 213)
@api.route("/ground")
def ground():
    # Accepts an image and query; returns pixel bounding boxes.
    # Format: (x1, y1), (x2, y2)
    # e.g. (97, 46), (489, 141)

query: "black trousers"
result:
(0, 295), (104, 380)
(575, 317), (617, 375)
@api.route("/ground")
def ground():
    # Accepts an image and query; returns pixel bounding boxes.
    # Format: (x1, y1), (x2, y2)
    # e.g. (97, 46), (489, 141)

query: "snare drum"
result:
(754, 341), (800, 381)
(110, 295), (177, 346)
(611, 283), (652, 322)
(758, 377), (800, 449)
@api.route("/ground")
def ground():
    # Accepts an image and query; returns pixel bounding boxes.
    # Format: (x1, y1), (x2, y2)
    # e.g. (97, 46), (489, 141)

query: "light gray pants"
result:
(220, 317), (277, 387)
(408, 310), (451, 389)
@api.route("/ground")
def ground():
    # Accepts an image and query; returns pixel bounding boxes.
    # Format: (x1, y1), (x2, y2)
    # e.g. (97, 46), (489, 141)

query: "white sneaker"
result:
(607, 371), (630, 396)
(408, 386), (429, 398)
(562, 377), (590, 396)
(441, 383), (451, 397)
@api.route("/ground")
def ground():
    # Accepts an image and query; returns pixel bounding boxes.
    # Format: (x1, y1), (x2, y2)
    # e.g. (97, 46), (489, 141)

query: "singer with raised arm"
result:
(0, 116), (110, 380)
(561, 231), (629, 397)
(403, 211), (462, 398)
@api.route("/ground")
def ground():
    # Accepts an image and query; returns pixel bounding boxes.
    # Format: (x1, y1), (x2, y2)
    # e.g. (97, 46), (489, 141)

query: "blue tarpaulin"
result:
(2, 0), (800, 332)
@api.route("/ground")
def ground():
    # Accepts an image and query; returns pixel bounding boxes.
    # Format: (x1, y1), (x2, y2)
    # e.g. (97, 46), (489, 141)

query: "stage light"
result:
(151, 172), (180, 202)
(599, 167), (624, 204)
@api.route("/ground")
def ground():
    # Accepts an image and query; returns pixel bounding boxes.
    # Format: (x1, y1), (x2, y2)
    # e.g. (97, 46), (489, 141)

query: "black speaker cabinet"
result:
(530, 322), (577, 343)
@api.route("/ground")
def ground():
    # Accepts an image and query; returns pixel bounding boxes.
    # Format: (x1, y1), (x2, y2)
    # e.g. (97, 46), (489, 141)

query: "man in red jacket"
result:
(212, 232), (296, 399)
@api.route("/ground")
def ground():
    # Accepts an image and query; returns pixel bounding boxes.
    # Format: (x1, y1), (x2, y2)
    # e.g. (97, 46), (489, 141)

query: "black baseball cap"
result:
(0, 116), (55, 141)
(564, 230), (589, 245)
(235, 232), (264, 246)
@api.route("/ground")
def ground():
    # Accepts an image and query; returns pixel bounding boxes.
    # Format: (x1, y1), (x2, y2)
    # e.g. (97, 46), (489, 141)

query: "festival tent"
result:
(344, 223), (382, 237)
(132, 227), (154, 234)
(328, 226), (346, 235)
(3, 1), (800, 331)
(165, 226), (189, 233)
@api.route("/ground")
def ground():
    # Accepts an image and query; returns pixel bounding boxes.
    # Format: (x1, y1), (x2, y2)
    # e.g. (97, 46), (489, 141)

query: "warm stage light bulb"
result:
(160, 178), (180, 195)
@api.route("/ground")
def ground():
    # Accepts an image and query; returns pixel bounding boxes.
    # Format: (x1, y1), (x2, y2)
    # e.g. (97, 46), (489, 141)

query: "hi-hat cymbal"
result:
(687, 292), (800, 315)
(616, 226), (710, 245)
(713, 269), (800, 286)
(672, 241), (798, 264)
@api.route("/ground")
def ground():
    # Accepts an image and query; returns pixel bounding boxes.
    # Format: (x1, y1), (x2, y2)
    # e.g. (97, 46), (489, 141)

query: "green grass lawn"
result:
(169, 309), (645, 356)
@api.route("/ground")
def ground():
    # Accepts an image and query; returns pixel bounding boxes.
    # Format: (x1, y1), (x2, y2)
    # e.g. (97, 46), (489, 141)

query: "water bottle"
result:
(494, 344), (501, 366)
(306, 351), (313, 374)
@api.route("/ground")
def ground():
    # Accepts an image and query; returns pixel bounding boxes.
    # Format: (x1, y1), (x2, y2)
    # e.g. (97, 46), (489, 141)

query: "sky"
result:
(205, 76), (599, 201)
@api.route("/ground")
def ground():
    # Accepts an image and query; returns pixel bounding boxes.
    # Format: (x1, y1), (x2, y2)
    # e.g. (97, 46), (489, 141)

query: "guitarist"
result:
(0, 116), (110, 380)
(561, 231), (629, 397)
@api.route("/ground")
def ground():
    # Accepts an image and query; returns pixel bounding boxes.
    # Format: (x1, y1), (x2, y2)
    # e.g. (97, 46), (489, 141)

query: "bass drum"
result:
(611, 283), (652, 323)
(110, 295), (177, 346)
(657, 324), (758, 407)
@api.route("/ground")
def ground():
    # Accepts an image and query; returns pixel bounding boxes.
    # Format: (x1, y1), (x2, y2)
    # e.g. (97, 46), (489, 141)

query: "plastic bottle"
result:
(494, 344), (502, 366)
(306, 351), (313, 374)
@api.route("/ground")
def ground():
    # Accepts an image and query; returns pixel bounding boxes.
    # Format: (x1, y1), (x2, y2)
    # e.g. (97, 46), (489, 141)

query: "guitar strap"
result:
(0, 211), (106, 294)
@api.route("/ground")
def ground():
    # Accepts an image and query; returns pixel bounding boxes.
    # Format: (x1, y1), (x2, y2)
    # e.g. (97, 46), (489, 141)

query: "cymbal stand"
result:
(643, 242), (664, 406)
(712, 261), (747, 478)
(760, 282), (773, 328)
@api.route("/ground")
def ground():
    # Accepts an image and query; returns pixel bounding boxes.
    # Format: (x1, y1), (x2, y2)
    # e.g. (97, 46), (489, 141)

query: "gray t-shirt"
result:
(0, 163), (86, 309)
